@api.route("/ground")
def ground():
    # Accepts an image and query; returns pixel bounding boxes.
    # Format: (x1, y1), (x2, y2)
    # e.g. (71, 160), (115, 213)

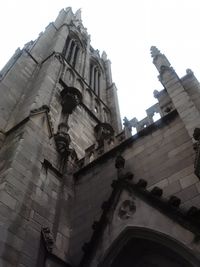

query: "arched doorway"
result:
(99, 227), (200, 267)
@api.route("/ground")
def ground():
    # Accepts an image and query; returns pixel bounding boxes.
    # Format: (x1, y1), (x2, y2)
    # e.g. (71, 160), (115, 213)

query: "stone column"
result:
(90, 65), (95, 90)
(83, 36), (91, 83)
(95, 68), (99, 95)
(65, 39), (73, 60)
(102, 51), (112, 87)
(70, 43), (77, 66)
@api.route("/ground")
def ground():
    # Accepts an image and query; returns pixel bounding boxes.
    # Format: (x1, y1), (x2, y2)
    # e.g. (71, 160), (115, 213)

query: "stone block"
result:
(20, 253), (37, 267)
(0, 242), (20, 266)
(0, 191), (17, 210)
(195, 182), (200, 193)
(167, 165), (193, 184)
(175, 184), (198, 203)
(148, 179), (168, 190)
(167, 141), (191, 158)
(0, 258), (13, 267)
(179, 174), (199, 189)
(163, 180), (181, 197)
(32, 211), (51, 227)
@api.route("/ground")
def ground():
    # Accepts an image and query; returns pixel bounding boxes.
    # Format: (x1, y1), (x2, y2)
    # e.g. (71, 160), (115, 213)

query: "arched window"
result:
(94, 99), (100, 115)
(89, 62), (101, 95)
(64, 36), (80, 68)
(103, 108), (109, 122)
(99, 228), (200, 267)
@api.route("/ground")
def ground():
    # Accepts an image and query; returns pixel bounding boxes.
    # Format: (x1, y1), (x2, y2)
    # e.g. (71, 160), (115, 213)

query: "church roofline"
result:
(80, 172), (200, 266)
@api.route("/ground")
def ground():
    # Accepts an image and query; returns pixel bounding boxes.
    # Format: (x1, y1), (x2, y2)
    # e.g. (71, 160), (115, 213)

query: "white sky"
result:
(1, 0), (200, 121)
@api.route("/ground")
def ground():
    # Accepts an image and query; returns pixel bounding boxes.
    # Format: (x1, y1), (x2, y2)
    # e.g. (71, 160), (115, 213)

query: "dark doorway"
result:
(111, 238), (192, 267)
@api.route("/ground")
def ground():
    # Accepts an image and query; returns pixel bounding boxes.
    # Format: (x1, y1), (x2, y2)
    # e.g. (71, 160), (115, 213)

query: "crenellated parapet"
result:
(76, 93), (177, 169)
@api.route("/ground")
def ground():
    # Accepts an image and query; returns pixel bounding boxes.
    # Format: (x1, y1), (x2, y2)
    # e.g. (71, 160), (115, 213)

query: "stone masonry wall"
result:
(0, 50), (37, 131)
(0, 115), (73, 266)
(181, 71), (200, 114)
(69, 113), (199, 265)
(68, 105), (97, 159)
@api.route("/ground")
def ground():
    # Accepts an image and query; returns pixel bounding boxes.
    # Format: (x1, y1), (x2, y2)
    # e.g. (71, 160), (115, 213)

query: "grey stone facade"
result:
(0, 7), (200, 267)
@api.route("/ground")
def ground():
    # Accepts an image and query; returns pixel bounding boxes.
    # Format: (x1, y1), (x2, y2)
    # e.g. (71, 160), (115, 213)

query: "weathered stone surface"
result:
(1, 10), (200, 267)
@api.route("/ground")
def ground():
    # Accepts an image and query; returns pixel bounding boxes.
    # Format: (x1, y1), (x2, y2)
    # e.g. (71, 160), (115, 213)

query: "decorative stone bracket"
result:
(54, 123), (71, 156)
(60, 79), (82, 114)
(193, 128), (200, 179)
(115, 155), (134, 181)
(118, 199), (136, 220)
(41, 226), (54, 253)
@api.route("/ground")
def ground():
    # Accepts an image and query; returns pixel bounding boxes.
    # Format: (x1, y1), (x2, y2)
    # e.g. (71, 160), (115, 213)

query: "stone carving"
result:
(153, 90), (160, 99)
(94, 123), (114, 147)
(30, 104), (50, 114)
(186, 68), (193, 75)
(115, 155), (125, 169)
(60, 80), (82, 114)
(54, 123), (71, 155)
(160, 65), (172, 76)
(75, 8), (82, 21)
(60, 87), (82, 114)
(115, 155), (134, 181)
(41, 226), (54, 252)
(168, 195), (181, 207)
(151, 186), (163, 197)
(123, 117), (132, 137)
(101, 51), (107, 61)
(118, 199), (136, 220)
(193, 128), (200, 179)
(30, 104), (54, 136)
(150, 46), (161, 58)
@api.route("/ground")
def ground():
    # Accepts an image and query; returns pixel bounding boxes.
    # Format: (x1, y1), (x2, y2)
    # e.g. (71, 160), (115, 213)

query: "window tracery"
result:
(89, 62), (101, 95)
(64, 36), (80, 68)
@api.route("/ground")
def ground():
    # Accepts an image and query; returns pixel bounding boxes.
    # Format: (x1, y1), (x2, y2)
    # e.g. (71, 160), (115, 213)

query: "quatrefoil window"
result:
(118, 199), (136, 220)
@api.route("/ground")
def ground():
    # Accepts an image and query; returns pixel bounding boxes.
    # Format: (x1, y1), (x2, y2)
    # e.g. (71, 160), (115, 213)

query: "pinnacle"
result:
(75, 8), (82, 21)
(150, 46), (161, 58)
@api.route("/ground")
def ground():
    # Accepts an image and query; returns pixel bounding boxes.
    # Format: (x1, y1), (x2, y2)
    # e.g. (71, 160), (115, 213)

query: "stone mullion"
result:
(95, 68), (99, 95)
(70, 42), (77, 66)
(75, 48), (82, 73)
(65, 39), (73, 60)
(90, 65), (95, 90)
(83, 37), (91, 82)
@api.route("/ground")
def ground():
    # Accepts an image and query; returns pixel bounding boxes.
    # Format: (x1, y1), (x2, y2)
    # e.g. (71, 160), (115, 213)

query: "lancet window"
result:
(89, 63), (101, 96)
(64, 36), (80, 68)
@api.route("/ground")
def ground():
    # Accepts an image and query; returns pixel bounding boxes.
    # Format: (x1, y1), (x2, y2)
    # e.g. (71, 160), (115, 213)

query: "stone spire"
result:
(101, 51), (107, 61)
(150, 46), (171, 72)
(75, 8), (82, 21)
(150, 46), (161, 58)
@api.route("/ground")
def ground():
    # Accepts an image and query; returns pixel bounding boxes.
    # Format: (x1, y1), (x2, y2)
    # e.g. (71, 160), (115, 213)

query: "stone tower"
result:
(1, 7), (200, 267)
(0, 7), (121, 267)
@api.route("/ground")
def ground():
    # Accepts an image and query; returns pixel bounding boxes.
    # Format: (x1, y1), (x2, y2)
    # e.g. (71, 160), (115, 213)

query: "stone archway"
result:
(99, 227), (200, 267)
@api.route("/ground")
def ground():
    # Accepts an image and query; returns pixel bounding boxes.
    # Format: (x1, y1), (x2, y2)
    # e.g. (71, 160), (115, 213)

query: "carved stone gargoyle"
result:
(193, 128), (200, 179)
(115, 155), (134, 181)
(94, 122), (114, 147)
(60, 80), (82, 114)
(54, 123), (71, 156)
(41, 226), (54, 253)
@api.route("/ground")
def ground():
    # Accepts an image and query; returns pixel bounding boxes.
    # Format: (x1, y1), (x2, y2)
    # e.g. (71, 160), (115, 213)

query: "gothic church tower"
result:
(0, 7), (121, 267)
(1, 7), (200, 267)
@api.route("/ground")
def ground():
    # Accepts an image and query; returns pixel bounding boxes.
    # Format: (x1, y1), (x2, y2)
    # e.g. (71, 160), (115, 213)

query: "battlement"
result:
(77, 88), (176, 169)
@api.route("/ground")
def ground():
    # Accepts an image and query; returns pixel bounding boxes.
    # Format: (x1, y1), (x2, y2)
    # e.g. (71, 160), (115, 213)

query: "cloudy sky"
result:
(1, 0), (200, 121)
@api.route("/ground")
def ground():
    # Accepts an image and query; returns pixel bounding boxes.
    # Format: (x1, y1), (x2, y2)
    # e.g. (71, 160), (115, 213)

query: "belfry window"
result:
(89, 63), (101, 96)
(64, 36), (80, 68)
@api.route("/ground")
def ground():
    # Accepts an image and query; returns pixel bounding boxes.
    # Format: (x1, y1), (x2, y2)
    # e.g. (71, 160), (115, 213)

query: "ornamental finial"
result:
(150, 46), (161, 58)
(75, 8), (82, 21)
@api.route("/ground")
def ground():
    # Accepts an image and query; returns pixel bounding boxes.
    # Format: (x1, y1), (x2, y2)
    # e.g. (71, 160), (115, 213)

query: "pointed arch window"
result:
(89, 63), (101, 96)
(64, 36), (80, 68)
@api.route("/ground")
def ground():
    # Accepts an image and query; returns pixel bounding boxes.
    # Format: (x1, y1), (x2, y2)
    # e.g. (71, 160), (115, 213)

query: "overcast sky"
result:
(1, 0), (200, 121)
